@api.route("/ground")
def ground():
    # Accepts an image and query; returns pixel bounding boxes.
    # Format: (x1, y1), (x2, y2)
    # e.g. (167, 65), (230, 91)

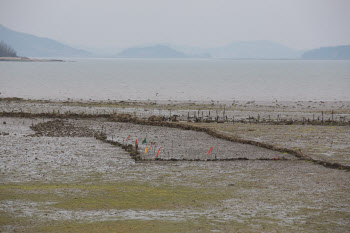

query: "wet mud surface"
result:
(2, 99), (350, 123)
(76, 119), (295, 161)
(0, 118), (132, 184)
(30, 119), (95, 137)
(1, 117), (350, 232)
(188, 122), (350, 167)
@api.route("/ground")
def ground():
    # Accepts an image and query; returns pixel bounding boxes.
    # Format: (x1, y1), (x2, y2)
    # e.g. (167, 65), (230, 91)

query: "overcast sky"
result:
(1, 0), (349, 50)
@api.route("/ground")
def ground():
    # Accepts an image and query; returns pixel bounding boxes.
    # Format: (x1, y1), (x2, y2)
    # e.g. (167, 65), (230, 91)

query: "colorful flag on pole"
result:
(142, 138), (147, 144)
(144, 147), (148, 153)
(156, 147), (161, 158)
(206, 147), (213, 156)
(125, 134), (130, 142)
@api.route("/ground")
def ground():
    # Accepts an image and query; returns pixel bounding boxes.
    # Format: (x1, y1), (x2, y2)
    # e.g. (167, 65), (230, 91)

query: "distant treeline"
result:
(0, 41), (17, 57)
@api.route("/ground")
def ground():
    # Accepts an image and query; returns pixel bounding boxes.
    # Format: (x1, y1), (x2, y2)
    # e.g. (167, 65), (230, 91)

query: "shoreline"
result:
(0, 56), (64, 62)
(1, 96), (350, 111)
(1, 97), (349, 125)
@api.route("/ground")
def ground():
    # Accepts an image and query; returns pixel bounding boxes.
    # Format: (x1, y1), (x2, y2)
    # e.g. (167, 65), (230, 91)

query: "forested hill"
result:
(302, 45), (350, 60)
(0, 24), (91, 57)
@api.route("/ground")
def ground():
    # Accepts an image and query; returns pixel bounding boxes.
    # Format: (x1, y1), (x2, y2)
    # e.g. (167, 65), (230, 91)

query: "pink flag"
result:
(149, 142), (155, 150)
(155, 147), (161, 158)
(125, 134), (130, 141)
(206, 147), (213, 156)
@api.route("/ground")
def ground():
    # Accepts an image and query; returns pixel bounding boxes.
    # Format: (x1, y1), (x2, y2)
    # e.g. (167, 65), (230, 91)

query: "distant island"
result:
(302, 45), (350, 60)
(116, 45), (188, 58)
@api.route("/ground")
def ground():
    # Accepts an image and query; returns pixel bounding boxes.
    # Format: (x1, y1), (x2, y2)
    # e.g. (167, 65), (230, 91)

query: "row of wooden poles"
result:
(12, 108), (350, 125)
(157, 110), (349, 125)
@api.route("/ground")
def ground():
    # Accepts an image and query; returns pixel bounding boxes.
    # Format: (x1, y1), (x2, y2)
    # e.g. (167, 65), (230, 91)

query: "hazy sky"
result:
(1, 0), (349, 50)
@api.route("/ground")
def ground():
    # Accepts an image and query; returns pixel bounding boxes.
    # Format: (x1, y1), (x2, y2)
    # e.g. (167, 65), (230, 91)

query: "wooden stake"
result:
(331, 110), (334, 122)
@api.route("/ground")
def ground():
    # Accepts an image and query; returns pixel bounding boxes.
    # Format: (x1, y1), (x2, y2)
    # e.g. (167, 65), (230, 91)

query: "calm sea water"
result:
(1, 59), (349, 101)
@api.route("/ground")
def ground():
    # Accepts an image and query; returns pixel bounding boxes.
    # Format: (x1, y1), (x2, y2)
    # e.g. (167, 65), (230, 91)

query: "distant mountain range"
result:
(0, 24), (91, 57)
(302, 45), (350, 60)
(210, 41), (302, 59)
(1, 24), (349, 59)
(171, 41), (302, 59)
(117, 41), (301, 59)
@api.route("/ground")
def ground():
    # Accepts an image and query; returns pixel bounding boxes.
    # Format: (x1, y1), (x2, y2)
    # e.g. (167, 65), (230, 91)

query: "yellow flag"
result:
(144, 147), (148, 153)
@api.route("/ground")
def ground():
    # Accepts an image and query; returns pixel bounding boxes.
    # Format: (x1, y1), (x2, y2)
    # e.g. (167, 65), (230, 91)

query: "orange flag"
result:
(206, 147), (213, 156)
(125, 134), (130, 141)
(135, 139), (138, 148)
(155, 147), (161, 158)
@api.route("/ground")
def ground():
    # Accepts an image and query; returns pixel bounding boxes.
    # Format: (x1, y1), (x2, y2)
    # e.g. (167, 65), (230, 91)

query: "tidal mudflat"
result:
(1, 99), (349, 232)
